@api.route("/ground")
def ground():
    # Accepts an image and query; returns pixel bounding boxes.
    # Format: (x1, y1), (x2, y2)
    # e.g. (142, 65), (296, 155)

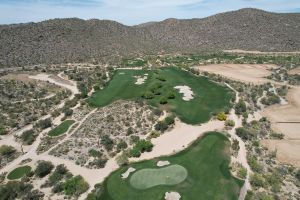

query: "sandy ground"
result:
(261, 140), (300, 167)
(288, 67), (300, 75)
(131, 119), (224, 161)
(193, 64), (277, 84)
(174, 86), (194, 101)
(261, 86), (300, 166)
(134, 74), (148, 85)
(262, 86), (300, 139)
(165, 191), (181, 200)
(29, 73), (79, 97)
(223, 49), (300, 55)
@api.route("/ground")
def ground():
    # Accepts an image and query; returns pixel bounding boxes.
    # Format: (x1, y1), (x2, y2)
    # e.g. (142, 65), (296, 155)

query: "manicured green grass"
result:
(88, 67), (233, 124)
(130, 165), (188, 189)
(99, 132), (244, 200)
(48, 120), (75, 137)
(7, 166), (31, 180)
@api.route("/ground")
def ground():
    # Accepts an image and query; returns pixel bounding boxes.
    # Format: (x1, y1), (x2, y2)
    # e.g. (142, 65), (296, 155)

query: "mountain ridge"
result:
(1, 8), (300, 67)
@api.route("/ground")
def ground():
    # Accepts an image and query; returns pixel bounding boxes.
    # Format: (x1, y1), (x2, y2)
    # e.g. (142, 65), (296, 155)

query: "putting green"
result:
(130, 165), (187, 189)
(7, 165), (31, 180)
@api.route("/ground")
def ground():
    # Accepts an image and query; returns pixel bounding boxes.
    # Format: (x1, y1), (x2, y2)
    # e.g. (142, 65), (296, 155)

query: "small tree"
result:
(225, 119), (235, 127)
(217, 112), (227, 121)
(0, 125), (8, 135)
(0, 145), (16, 156)
(35, 161), (54, 178)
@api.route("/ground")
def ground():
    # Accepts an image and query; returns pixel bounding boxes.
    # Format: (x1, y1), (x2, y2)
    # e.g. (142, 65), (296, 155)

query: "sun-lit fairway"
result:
(48, 120), (75, 137)
(99, 132), (244, 200)
(88, 67), (234, 124)
(7, 166), (32, 180)
(130, 165), (188, 189)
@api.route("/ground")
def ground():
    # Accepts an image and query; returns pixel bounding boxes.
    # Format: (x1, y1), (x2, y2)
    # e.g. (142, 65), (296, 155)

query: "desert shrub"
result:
(147, 131), (160, 139)
(34, 161), (54, 178)
(0, 181), (44, 200)
(21, 129), (36, 145)
(235, 100), (247, 115)
(236, 127), (255, 141)
(247, 155), (263, 173)
(89, 149), (102, 158)
(37, 118), (52, 129)
(117, 141), (128, 151)
(154, 121), (168, 132)
(126, 127), (134, 135)
(63, 175), (89, 196)
(0, 145), (16, 156)
(116, 153), (129, 166)
(250, 173), (265, 188)
(232, 139), (240, 151)
(0, 125), (8, 135)
(237, 167), (247, 179)
(164, 116), (175, 125)
(100, 135), (114, 151)
(270, 132), (284, 139)
(52, 182), (64, 193)
(63, 108), (73, 117)
(225, 119), (235, 127)
(129, 140), (153, 157)
(217, 112), (227, 121)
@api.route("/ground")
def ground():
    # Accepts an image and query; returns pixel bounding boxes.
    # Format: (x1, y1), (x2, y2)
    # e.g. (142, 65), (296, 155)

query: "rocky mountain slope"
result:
(1, 8), (299, 67)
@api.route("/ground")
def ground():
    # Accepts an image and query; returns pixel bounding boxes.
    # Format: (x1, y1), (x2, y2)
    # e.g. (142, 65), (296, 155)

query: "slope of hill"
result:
(0, 8), (300, 67)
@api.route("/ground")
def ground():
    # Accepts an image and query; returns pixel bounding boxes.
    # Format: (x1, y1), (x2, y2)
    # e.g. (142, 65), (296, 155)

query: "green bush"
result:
(159, 97), (168, 104)
(34, 161), (54, 178)
(64, 175), (89, 196)
(217, 112), (227, 121)
(235, 100), (247, 115)
(141, 91), (154, 99)
(166, 91), (176, 99)
(129, 140), (154, 158)
(225, 120), (235, 127)
(236, 127), (255, 141)
(0, 145), (16, 156)
(250, 173), (265, 188)
(21, 129), (36, 145)
(37, 118), (52, 129)
(164, 116), (175, 125)
(100, 135), (114, 151)
(0, 125), (8, 135)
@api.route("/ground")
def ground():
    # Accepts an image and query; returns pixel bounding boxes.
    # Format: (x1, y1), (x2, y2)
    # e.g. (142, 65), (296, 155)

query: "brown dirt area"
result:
(262, 86), (300, 166)
(223, 49), (300, 55)
(288, 67), (300, 75)
(261, 140), (300, 167)
(193, 64), (277, 84)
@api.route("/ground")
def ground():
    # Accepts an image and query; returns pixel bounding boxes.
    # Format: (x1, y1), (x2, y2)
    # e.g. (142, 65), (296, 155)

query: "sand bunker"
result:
(165, 192), (181, 200)
(157, 161), (170, 167)
(193, 64), (277, 85)
(174, 86), (194, 101)
(121, 167), (136, 179)
(134, 74), (148, 85)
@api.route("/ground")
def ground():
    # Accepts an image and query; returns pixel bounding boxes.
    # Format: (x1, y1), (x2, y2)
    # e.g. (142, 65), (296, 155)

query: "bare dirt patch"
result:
(193, 64), (277, 84)
(261, 140), (300, 167)
(288, 67), (300, 75)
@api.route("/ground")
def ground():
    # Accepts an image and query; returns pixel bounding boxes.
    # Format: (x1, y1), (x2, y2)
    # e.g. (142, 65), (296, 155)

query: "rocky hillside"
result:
(1, 8), (299, 67)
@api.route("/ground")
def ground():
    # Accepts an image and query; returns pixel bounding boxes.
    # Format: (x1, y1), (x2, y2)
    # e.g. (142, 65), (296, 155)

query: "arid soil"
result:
(223, 49), (300, 55)
(288, 67), (300, 75)
(262, 86), (300, 166)
(193, 64), (277, 84)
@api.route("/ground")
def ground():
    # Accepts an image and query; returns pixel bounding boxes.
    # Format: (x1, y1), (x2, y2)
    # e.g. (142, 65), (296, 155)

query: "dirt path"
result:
(225, 83), (252, 200)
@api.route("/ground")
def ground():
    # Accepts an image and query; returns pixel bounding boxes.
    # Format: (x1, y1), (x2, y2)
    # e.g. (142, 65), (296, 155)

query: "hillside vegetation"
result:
(1, 8), (300, 67)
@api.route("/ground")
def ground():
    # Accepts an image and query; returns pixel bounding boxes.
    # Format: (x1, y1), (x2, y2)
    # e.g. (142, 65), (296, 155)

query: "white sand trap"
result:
(165, 192), (181, 200)
(174, 86), (194, 101)
(157, 160), (170, 167)
(134, 74), (148, 85)
(121, 167), (136, 179)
